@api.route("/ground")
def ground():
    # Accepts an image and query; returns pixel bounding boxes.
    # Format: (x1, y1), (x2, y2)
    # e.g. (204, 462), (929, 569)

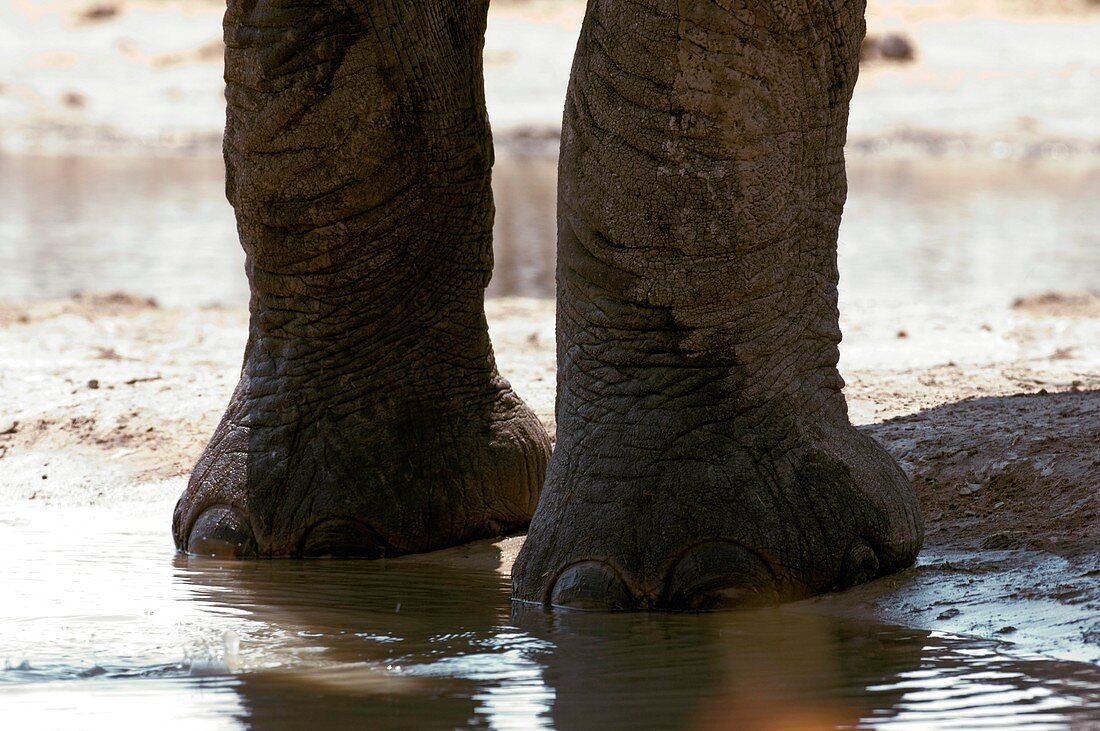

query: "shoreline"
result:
(3, 125), (1100, 163)
(1, 292), (1097, 664)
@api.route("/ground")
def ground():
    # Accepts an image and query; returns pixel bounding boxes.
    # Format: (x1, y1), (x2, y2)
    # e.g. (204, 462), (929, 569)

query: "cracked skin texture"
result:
(511, 0), (922, 609)
(173, 0), (551, 557)
(176, 0), (923, 608)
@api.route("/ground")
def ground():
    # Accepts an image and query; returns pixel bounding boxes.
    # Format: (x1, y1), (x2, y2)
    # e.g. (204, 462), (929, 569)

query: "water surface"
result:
(1, 500), (1099, 729)
(0, 154), (1097, 308)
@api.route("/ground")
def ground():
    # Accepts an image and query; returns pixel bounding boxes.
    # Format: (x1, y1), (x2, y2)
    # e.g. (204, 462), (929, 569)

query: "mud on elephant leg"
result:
(512, 0), (922, 609)
(173, 0), (551, 557)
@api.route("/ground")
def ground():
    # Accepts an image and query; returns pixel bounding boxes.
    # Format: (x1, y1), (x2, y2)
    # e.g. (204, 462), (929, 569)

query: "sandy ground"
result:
(1, 292), (1097, 663)
(0, 0), (1099, 156)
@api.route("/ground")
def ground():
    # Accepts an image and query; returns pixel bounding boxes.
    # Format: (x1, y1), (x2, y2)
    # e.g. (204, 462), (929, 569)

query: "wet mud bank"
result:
(825, 389), (1100, 665)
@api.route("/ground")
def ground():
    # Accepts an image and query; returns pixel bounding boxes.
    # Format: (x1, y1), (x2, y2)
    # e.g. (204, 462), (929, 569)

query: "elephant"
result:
(172, 0), (924, 611)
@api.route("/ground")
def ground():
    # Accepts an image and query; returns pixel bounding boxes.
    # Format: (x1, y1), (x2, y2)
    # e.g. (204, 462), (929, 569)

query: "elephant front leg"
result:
(512, 0), (922, 609)
(173, 0), (551, 557)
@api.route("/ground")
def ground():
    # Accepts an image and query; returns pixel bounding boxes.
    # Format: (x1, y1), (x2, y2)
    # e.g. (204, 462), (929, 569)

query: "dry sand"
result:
(1, 0), (1098, 156)
(0, 291), (1097, 663)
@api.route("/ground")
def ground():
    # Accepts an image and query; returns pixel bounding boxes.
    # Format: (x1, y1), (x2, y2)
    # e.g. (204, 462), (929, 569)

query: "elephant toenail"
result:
(664, 542), (779, 610)
(187, 506), (257, 557)
(838, 539), (881, 588)
(300, 519), (389, 558)
(549, 561), (634, 611)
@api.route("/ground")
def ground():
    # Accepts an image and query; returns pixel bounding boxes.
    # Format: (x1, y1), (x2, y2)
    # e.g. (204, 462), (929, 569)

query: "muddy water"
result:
(2, 499), (1099, 730)
(0, 153), (1097, 307)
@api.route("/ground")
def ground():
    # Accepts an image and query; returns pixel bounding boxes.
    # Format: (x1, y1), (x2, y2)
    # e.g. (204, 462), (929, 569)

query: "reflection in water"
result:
(0, 155), (248, 307)
(488, 152), (557, 300)
(0, 154), (1097, 307)
(174, 555), (549, 730)
(839, 159), (1100, 311)
(2, 501), (1097, 729)
(508, 604), (920, 730)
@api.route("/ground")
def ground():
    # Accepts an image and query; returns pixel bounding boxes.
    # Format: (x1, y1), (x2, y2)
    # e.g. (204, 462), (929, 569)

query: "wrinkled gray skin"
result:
(172, 0), (551, 558)
(174, 0), (923, 611)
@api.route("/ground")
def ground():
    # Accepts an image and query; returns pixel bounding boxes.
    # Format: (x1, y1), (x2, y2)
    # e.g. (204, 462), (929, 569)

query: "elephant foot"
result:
(174, 357), (551, 558)
(177, 0), (553, 558)
(512, 419), (922, 610)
